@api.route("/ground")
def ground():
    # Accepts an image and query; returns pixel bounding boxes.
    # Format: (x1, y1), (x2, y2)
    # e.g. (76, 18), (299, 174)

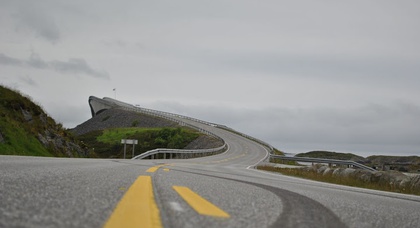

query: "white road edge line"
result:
(246, 143), (269, 170)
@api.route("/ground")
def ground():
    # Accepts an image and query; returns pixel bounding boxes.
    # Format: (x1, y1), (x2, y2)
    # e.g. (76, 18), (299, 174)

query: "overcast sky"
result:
(1, 0), (419, 157)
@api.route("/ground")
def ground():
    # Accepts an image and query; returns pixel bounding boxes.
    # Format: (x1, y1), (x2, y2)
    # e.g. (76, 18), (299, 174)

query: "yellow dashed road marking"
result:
(173, 186), (230, 218)
(146, 164), (166, 173)
(104, 176), (162, 228)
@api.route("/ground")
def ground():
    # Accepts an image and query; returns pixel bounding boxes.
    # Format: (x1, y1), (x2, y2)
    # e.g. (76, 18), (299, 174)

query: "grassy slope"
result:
(77, 127), (201, 158)
(0, 120), (53, 156)
(0, 86), (53, 156)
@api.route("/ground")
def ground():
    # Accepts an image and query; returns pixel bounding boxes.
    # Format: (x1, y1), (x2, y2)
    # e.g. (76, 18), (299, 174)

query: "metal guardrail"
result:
(132, 144), (228, 160)
(270, 155), (377, 172)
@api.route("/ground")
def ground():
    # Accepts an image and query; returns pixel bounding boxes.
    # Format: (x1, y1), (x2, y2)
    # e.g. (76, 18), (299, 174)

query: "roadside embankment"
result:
(258, 164), (420, 196)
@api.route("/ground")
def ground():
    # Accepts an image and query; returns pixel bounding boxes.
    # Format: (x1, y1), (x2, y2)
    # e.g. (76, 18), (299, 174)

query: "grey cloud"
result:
(47, 103), (91, 128)
(0, 53), (23, 66)
(0, 53), (109, 79)
(50, 59), (109, 79)
(27, 53), (48, 69)
(19, 75), (37, 86)
(149, 101), (420, 152)
(14, 3), (60, 43)
(183, 51), (420, 85)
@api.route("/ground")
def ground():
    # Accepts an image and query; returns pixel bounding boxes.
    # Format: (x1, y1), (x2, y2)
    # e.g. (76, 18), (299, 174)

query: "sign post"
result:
(121, 139), (138, 159)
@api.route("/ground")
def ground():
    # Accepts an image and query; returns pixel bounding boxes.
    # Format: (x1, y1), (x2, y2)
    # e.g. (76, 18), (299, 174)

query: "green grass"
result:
(0, 85), (51, 156)
(257, 165), (420, 196)
(77, 127), (201, 158)
(97, 128), (152, 143)
(0, 116), (53, 156)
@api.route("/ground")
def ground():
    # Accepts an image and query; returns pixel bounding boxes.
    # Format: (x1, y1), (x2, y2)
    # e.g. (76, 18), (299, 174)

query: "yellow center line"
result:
(173, 186), (230, 218)
(146, 164), (165, 173)
(104, 176), (162, 228)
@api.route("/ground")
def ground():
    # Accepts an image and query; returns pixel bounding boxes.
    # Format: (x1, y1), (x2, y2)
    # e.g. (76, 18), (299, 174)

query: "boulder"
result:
(372, 171), (411, 189)
(352, 169), (373, 183)
(317, 166), (328, 174)
(342, 168), (356, 177)
(323, 167), (333, 176)
(332, 168), (345, 177)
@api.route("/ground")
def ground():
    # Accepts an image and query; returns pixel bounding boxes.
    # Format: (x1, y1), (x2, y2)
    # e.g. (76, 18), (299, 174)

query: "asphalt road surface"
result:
(1, 124), (420, 227)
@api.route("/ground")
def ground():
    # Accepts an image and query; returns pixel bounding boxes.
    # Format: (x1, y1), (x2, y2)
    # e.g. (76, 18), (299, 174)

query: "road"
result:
(1, 123), (420, 228)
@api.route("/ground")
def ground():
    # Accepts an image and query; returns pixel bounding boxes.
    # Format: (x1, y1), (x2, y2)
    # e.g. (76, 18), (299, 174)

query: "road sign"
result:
(121, 139), (138, 159)
(121, 139), (138, 144)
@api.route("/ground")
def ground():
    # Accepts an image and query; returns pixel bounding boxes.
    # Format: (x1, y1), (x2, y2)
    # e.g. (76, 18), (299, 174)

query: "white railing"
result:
(132, 144), (228, 160)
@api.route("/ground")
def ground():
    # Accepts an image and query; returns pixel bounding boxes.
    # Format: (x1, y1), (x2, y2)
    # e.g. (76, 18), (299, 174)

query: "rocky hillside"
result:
(0, 85), (88, 157)
(72, 108), (178, 136)
(72, 108), (224, 158)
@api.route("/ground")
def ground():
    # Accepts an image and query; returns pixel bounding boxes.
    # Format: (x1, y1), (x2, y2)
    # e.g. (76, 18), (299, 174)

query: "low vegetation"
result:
(77, 127), (201, 158)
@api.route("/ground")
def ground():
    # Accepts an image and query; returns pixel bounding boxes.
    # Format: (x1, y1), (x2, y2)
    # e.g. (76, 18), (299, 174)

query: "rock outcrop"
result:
(308, 164), (417, 193)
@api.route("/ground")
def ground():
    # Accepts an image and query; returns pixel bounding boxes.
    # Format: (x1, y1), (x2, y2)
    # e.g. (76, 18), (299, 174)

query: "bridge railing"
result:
(270, 154), (377, 172)
(132, 144), (228, 160)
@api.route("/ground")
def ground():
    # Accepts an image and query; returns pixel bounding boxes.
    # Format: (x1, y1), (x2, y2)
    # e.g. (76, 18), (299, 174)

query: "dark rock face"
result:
(21, 108), (33, 122)
(72, 108), (177, 136)
(37, 130), (88, 157)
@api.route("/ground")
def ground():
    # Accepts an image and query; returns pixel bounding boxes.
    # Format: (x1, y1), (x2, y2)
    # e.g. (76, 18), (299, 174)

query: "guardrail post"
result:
(123, 143), (127, 159)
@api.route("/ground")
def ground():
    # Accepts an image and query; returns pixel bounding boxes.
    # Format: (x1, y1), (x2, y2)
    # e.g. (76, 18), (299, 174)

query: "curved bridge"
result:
(88, 96), (374, 173)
